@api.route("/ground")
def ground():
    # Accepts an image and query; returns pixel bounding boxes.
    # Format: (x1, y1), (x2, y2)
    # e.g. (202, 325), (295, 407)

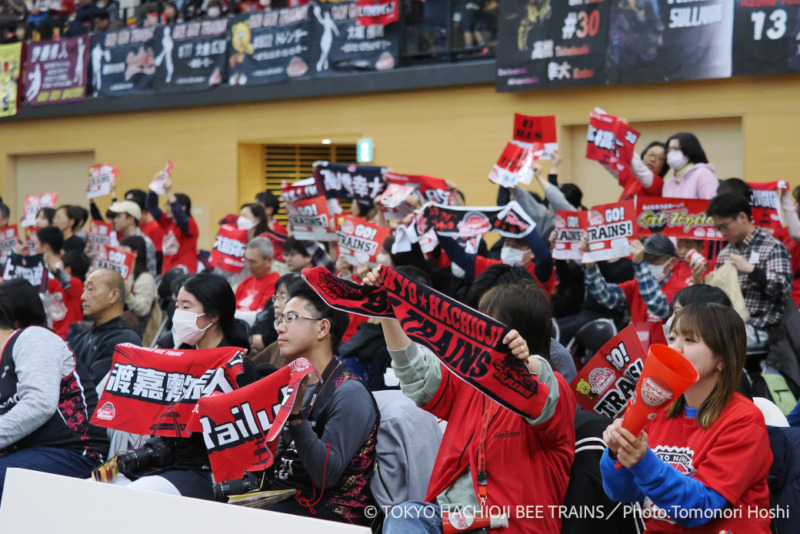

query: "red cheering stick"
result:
(621, 344), (699, 435)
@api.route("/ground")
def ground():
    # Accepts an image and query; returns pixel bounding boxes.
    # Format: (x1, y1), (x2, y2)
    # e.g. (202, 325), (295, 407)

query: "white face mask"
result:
(666, 150), (689, 171)
(207, 7), (221, 17)
(236, 216), (255, 231)
(95, 1), (107, 7)
(451, 262), (466, 279)
(647, 261), (670, 283)
(501, 246), (526, 266)
(172, 309), (211, 347)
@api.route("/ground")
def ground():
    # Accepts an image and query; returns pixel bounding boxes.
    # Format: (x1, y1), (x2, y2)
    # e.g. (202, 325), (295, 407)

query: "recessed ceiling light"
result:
(321, 139), (332, 145)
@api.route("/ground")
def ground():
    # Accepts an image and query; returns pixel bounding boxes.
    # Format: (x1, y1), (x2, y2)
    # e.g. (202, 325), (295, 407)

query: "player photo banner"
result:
(606, 0), (733, 85)
(87, 164), (120, 199)
(336, 214), (390, 265)
(211, 224), (249, 273)
(583, 200), (636, 263)
(311, 1), (399, 76)
(21, 192), (59, 227)
(385, 171), (452, 205)
(303, 265), (548, 420)
(153, 19), (228, 93)
(0, 225), (18, 265)
(286, 195), (336, 241)
(227, 6), (313, 87)
(313, 161), (387, 206)
(552, 211), (587, 261)
(186, 358), (318, 482)
(25, 36), (90, 106)
(281, 177), (319, 204)
(91, 344), (247, 437)
(356, 0), (399, 26)
(0, 42), (22, 117)
(88, 220), (118, 259)
(586, 109), (640, 181)
(90, 28), (157, 97)
(733, 1), (800, 76)
(495, 0), (610, 92)
(417, 201), (535, 240)
(3, 252), (48, 292)
(94, 245), (136, 281)
(570, 325), (646, 419)
(636, 196), (723, 241)
(749, 180), (787, 234)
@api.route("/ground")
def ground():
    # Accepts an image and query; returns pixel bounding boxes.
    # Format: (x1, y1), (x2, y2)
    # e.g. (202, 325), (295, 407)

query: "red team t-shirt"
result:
(159, 216), (199, 273)
(641, 394), (772, 534)
(234, 272), (280, 312)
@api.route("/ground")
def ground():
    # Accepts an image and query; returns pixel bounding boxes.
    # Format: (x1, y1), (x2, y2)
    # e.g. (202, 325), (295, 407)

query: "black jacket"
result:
(67, 315), (142, 384)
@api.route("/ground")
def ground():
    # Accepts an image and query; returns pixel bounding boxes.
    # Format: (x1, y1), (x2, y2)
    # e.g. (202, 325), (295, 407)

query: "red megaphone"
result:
(621, 344), (699, 435)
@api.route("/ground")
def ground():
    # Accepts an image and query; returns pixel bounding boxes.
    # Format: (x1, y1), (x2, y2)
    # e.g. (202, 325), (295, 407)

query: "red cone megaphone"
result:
(621, 344), (699, 435)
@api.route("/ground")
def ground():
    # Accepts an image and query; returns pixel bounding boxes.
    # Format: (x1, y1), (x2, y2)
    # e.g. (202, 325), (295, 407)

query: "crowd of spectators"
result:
(0, 127), (799, 532)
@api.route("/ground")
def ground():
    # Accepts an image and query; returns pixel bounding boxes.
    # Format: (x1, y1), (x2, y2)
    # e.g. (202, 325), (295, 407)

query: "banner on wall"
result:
(606, 0), (733, 85)
(355, 0), (399, 27)
(90, 28), (157, 97)
(153, 19), (228, 93)
(636, 196), (723, 241)
(733, 1), (800, 76)
(228, 6), (314, 87)
(495, 0), (610, 92)
(310, 1), (400, 76)
(0, 42), (22, 117)
(25, 36), (90, 106)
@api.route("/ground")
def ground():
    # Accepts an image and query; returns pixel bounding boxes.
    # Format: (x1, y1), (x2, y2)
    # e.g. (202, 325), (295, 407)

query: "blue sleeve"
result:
(600, 448), (644, 503)
(627, 448), (729, 527)
(524, 227), (553, 283)
(437, 234), (476, 280)
(169, 200), (189, 234)
(788, 398), (800, 427)
(146, 191), (163, 223)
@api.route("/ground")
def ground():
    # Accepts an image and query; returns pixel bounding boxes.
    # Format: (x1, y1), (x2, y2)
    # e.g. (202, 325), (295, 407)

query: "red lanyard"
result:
(476, 399), (499, 508)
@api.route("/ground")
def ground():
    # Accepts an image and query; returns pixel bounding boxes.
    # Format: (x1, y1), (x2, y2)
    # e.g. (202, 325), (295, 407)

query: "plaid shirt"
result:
(584, 262), (670, 319)
(716, 227), (792, 329)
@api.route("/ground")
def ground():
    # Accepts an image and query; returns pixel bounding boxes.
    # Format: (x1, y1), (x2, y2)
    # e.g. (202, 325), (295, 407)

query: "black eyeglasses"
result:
(274, 312), (322, 329)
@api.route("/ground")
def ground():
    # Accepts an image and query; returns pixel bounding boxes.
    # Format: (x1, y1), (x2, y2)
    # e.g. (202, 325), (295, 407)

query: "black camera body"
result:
(212, 471), (268, 502)
(117, 437), (175, 475)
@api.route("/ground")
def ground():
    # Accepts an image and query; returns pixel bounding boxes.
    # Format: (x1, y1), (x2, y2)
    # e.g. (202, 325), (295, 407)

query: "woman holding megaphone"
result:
(600, 302), (772, 533)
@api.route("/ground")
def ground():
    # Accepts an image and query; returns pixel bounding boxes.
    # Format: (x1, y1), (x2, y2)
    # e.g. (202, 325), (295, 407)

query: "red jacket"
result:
(423, 367), (576, 534)
(619, 273), (686, 350)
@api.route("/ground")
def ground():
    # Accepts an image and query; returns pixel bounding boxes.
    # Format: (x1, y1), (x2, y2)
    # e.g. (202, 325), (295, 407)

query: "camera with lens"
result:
(116, 437), (175, 476)
(213, 471), (268, 502)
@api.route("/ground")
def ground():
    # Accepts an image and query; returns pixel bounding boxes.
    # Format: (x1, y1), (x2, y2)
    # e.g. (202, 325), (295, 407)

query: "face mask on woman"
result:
(236, 216), (255, 231)
(207, 7), (221, 17)
(666, 150), (689, 172)
(172, 309), (211, 347)
(647, 261), (671, 283)
(501, 246), (526, 266)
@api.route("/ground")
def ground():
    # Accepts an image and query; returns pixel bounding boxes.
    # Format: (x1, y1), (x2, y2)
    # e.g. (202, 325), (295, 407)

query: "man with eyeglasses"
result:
(707, 192), (792, 349)
(262, 282), (379, 526)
